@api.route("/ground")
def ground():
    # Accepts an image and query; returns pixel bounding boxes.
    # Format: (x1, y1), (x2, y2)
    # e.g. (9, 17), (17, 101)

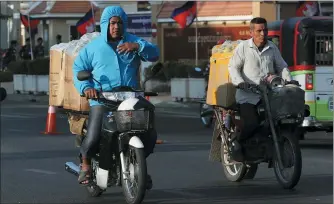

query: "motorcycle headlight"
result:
(268, 76), (285, 89)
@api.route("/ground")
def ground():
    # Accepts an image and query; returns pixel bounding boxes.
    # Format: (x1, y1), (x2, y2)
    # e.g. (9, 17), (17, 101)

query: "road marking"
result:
(7, 129), (28, 133)
(1, 114), (36, 119)
(25, 168), (57, 175)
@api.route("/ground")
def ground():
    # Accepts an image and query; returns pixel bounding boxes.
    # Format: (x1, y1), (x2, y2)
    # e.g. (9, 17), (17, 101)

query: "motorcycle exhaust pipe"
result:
(65, 162), (80, 177)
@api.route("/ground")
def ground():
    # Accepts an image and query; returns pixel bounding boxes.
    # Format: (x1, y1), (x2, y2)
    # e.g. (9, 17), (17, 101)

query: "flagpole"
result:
(195, 1), (198, 66)
(318, 1), (323, 16)
(27, 12), (34, 60)
(91, 2), (96, 32)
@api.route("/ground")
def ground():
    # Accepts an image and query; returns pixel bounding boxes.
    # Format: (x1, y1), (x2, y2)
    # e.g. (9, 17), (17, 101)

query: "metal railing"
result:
(315, 33), (333, 66)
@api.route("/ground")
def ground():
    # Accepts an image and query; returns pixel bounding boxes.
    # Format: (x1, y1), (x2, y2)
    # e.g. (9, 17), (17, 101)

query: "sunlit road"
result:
(1, 102), (332, 204)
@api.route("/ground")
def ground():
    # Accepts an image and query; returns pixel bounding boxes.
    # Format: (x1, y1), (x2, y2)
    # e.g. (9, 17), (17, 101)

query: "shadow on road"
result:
(65, 174), (332, 204)
(1, 141), (332, 161)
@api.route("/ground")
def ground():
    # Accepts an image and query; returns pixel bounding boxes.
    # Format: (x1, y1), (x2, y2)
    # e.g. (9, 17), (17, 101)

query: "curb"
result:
(4, 94), (49, 103)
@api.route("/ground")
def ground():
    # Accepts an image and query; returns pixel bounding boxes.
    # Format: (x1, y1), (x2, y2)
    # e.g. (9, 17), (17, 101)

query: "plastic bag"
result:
(65, 32), (101, 57)
(211, 40), (244, 54)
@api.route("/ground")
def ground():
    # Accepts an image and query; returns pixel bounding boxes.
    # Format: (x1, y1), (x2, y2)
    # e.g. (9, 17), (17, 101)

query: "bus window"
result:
(315, 33), (333, 66)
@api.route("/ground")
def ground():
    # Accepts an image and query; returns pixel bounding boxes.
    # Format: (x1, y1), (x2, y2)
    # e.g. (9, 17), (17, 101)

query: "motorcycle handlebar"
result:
(80, 91), (159, 99)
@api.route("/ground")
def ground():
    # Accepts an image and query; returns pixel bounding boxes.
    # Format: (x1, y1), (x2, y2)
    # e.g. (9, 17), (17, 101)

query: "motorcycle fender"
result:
(129, 136), (144, 148)
(96, 167), (109, 189)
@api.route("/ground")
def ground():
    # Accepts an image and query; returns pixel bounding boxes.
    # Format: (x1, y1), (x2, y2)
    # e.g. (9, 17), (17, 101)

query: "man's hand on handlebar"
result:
(286, 80), (300, 86)
(84, 88), (98, 99)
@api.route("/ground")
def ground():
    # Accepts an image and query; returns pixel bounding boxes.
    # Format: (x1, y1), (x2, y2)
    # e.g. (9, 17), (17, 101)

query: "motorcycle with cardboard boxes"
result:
(207, 40), (310, 189)
(49, 32), (163, 204)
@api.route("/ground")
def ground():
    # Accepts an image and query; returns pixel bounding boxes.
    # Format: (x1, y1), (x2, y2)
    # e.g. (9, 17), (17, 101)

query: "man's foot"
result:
(78, 165), (91, 185)
(146, 174), (153, 190)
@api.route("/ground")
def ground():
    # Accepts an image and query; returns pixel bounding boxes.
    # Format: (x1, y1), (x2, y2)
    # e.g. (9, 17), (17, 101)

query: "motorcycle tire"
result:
(273, 131), (302, 189)
(121, 146), (147, 204)
(220, 143), (248, 182)
(214, 121), (247, 182)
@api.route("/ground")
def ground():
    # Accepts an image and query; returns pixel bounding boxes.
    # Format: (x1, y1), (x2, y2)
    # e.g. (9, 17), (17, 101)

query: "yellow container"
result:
(206, 45), (237, 108)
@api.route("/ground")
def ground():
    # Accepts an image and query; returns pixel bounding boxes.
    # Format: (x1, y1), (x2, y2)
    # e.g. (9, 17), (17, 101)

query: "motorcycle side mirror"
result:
(77, 71), (92, 81)
(77, 71), (103, 93)
(0, 87), (7, 102)
(194, 67), (202, 72)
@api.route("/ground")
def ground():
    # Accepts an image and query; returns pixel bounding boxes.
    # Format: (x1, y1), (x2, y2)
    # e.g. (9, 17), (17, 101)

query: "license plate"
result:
(329, 97), (333, 111)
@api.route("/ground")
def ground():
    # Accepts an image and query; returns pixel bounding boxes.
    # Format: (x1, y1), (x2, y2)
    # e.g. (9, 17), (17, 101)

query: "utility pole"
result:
(12, 1), (21, 45)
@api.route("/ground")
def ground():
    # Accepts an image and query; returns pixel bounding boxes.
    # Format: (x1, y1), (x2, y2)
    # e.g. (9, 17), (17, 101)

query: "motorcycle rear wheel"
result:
(221, 143), (248, 182)
(273, 131), (302, 189)
(121, 146), (147, 204)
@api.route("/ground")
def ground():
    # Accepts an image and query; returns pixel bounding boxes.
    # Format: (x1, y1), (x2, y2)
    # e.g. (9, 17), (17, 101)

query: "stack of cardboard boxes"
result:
(49, 32), (100, 112)
(206, 40), (243, 108)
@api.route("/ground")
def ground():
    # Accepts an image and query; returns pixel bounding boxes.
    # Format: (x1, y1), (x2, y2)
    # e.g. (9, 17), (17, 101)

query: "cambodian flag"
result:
(76, 8), (96, 35)
(296, 1), (320, 17)
(171, 1), (197, 29)
(20, 13), (39, 35)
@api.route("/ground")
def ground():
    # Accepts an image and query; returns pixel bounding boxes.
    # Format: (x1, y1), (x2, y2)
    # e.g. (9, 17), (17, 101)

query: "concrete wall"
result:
(252, 2), (277, 22)
(49, 19), (70, 47)
(0, 82), (14, 94)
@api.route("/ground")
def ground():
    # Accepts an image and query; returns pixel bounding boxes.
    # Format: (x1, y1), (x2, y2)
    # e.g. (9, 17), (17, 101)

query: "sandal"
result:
(78, 166), (91, 185)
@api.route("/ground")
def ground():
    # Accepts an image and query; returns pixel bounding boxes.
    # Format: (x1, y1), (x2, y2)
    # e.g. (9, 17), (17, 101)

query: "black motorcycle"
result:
(213, 76), (310, 189)
(65, 64), (162, 204)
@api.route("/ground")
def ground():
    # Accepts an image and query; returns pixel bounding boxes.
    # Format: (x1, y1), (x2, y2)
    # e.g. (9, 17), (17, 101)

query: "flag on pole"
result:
(296, 1), (320, 17)
(76, 8), (96, 35)
(170, 1), (197, 29)
(20, 13), (39, 35)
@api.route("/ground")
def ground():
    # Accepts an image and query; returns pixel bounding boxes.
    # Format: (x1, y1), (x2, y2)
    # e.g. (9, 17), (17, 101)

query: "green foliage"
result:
(0, 71), (13, 82)
(7, 57), (50, 75)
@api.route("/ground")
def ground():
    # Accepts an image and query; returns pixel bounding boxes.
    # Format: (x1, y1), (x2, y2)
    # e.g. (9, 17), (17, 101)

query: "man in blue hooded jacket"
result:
(73, 6), (159, 187)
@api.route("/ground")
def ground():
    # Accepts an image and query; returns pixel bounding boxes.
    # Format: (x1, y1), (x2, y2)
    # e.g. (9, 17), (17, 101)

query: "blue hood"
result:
(100, 6), (128, 42)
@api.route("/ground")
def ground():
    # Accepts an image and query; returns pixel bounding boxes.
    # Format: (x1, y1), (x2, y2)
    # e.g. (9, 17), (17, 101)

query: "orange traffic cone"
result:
(156, 139), (164, 144)
(41, 106), (61, 135)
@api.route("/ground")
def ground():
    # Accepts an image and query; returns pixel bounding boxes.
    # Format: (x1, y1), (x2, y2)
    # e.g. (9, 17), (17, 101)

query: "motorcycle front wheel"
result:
(121, 146), (147, 204)
(273, 131), (302, 189)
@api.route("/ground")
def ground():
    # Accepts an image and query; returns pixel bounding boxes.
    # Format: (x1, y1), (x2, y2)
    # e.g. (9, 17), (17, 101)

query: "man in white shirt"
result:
(228, 17), (292, 160)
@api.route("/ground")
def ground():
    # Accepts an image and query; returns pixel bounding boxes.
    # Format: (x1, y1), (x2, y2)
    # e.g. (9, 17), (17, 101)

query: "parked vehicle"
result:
(194, 66), (214, 128)
(213, 75), (310, 189)
(65, 64), (162, 204)
(0, 87), (7, 102)
(267, 17), (333, 136)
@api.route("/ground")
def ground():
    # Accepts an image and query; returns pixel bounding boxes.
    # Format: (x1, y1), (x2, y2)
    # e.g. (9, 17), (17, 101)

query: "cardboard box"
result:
(62, 53), (90, 112)
(49, 48), (66, 107)
(206, 52), (236, 108)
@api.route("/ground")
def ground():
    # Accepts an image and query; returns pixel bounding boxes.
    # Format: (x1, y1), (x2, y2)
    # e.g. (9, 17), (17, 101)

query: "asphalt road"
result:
(1, 101), (333, 204)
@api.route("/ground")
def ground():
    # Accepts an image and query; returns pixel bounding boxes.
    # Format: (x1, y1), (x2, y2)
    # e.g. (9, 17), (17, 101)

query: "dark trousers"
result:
(238, 103), (260, 141)
(80, 105), (157, 159)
